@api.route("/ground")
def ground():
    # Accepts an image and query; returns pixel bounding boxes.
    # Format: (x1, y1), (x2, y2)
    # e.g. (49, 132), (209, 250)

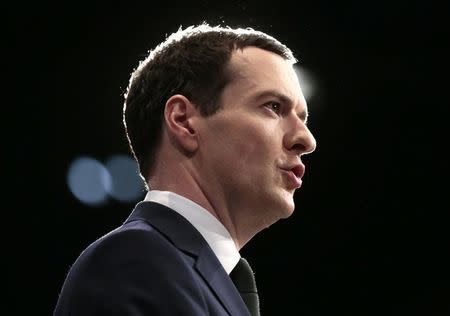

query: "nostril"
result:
(290, 143), (306, 153)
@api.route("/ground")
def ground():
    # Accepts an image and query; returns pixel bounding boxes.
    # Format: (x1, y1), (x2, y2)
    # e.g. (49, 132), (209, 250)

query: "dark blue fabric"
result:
(54, 201), (250, 316)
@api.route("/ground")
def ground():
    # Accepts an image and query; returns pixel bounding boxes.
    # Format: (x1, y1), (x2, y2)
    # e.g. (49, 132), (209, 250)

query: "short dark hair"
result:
(123, 23), (296, 185)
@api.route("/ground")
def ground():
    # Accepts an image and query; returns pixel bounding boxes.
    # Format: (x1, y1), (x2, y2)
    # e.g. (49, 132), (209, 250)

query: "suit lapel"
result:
(195, 247), (251, 316)
(125, 201), (250, 316)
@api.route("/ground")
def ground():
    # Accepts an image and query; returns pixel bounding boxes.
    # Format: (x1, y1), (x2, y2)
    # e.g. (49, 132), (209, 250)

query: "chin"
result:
(252, 189), (295, 223)
(281, 203), (295, 218)
(281, 192), (297, 217)
(269, 193), (296, 220)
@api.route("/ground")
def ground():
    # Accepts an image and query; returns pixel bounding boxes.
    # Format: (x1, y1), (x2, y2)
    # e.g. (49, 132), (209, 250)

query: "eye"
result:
(264, 101), (282, 115)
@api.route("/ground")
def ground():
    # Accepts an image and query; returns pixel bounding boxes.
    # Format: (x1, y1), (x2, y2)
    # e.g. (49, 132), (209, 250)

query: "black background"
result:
(8, 1), (449, 315)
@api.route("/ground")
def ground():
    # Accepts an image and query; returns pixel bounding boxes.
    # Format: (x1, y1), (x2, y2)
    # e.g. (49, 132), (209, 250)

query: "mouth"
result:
(280, 164), (305, 189)
(290, 165), (305, 179)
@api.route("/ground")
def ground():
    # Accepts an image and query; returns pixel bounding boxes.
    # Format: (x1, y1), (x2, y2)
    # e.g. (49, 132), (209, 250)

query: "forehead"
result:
(225, 47), (306, 109)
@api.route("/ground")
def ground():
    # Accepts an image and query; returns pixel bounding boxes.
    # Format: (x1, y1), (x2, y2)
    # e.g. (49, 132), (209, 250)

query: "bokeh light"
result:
(67, 156), (111, 206)
(104, 154), (145, 202)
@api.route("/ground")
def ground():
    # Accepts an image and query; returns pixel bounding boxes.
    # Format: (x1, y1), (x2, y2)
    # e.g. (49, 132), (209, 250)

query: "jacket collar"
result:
(125, 201), (250, 316)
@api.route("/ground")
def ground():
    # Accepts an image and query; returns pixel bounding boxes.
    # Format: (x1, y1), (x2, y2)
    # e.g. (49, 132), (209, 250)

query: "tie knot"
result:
(230, 257), (257, 293)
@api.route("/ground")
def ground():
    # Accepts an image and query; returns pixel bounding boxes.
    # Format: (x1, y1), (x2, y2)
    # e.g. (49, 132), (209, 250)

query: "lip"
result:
(289, 164), (305, 179)
(280, 168), (303, 189)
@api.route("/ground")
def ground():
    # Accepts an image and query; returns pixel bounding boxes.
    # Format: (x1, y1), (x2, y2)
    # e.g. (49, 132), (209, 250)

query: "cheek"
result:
(227, 125), (277, 167)
(204, 114), (280, 173)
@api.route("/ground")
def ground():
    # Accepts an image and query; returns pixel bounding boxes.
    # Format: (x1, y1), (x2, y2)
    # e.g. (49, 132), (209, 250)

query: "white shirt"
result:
(144, 190), (240, 274)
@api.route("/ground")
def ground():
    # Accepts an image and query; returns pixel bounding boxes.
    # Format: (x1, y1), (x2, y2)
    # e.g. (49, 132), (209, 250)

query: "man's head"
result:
(123, 23), (316, 242)
(123, 23), (296, 184)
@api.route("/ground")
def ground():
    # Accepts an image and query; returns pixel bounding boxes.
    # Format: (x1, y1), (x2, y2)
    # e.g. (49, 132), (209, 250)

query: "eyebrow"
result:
(252, 90), (309, 123)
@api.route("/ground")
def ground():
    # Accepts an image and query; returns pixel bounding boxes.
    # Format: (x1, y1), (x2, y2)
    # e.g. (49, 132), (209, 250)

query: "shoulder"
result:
(55, 221), (208, 315)
(73, 219), (194, 275)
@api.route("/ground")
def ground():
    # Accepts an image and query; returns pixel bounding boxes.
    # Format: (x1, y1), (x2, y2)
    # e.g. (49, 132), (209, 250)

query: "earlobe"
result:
(164, 95), (199, 152)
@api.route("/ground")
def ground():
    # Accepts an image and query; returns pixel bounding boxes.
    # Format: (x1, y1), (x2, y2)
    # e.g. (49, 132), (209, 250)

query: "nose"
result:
(284, 118), (317, 156)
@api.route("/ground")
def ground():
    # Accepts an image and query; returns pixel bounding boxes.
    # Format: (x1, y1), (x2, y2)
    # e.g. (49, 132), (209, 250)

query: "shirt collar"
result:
(144, 190), (240, 274)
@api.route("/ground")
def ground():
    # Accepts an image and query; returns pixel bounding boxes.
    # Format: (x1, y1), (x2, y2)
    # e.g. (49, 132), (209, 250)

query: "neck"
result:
(149, 159), (263, 250)
(148, 134), (274, 249)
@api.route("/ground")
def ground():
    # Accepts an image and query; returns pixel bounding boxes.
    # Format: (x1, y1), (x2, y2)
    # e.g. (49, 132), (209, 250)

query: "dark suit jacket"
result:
(54, 201), (250, 315)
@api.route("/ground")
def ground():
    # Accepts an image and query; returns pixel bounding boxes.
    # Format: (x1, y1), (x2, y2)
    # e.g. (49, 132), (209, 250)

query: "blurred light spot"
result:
(104, 154), (144, 202)
(67, 156), (111, 206)
(294, 65), (316, 101)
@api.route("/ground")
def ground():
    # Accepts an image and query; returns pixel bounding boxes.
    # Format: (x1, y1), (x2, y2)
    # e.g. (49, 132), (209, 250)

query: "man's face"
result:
(195, 47), (316, 228)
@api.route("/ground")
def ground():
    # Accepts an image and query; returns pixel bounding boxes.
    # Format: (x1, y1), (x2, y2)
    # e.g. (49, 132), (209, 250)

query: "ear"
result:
(164, 94), (199, 153)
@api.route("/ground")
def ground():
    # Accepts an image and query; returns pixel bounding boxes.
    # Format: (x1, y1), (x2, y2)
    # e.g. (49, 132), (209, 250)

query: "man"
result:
(54, 23), (316, 315)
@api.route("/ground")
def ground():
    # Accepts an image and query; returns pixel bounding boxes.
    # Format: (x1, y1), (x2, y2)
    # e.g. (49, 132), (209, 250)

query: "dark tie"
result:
(229, 257), (261, 316)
